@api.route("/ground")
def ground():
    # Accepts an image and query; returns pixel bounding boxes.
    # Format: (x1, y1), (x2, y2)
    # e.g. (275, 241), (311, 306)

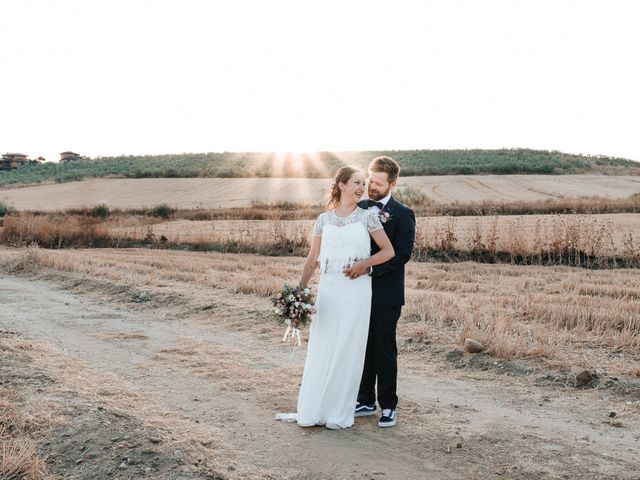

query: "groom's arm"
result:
(370, 208), (415, 278)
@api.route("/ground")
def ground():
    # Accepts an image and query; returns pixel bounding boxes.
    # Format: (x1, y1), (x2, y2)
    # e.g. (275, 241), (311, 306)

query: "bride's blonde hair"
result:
(327, 166), (363, 209)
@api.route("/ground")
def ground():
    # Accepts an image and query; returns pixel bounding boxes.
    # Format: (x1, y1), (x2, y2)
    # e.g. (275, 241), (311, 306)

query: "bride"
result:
(279, 166), (394, 429)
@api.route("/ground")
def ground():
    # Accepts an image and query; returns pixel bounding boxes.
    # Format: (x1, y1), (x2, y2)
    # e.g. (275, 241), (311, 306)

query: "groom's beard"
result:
(368, 186), (390, 201)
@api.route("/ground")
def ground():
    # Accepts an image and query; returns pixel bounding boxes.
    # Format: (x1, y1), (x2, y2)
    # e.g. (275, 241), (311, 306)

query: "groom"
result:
(344, 156), (416, 428)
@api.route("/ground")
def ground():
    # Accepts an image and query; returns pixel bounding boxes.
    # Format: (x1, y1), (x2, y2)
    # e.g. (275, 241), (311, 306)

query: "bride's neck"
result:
(335, 200), (357, 213)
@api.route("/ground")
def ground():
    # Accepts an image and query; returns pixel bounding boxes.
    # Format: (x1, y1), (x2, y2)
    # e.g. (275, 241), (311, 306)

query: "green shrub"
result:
(148, 204), (175, 218)
(0, 200), (14, 217)
(90, 204), (111, 218)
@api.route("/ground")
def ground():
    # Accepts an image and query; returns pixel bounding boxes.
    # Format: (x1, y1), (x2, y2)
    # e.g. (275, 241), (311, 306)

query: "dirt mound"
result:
(0, 331), (224, 480)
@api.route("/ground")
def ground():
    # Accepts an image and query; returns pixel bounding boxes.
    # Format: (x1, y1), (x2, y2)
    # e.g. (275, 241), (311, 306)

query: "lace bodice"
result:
(313, 207), (382, 236)
(313, 207), (383, 273)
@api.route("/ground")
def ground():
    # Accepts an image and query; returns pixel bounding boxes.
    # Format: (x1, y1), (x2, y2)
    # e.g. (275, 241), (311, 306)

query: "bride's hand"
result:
(343, 260), (369, 279)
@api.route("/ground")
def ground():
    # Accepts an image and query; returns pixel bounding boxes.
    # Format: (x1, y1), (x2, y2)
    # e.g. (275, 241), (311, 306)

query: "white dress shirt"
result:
(364, 193), (391, 275)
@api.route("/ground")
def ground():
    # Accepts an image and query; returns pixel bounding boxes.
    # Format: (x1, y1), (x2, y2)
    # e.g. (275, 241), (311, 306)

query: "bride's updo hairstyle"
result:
(327, 166), (363, 209)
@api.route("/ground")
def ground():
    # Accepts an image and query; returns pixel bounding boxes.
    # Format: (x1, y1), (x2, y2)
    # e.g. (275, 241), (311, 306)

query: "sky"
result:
(1, 0), (639, 162)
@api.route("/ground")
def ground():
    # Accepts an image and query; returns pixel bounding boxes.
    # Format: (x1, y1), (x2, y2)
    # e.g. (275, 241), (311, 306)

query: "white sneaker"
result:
(378, 409), (397, 427)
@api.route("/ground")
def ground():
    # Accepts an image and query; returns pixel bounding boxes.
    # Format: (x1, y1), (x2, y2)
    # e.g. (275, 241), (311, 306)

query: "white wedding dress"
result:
(277, 207), (383, 429)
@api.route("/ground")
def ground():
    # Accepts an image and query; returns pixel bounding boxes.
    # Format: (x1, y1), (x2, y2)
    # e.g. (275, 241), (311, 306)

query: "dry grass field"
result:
(1, 246), (639, 479)
(2, 174), (640, 211)
(2, 211), (640, 267)
(2, 246), (638, 372)
(103, 213), (640, 258)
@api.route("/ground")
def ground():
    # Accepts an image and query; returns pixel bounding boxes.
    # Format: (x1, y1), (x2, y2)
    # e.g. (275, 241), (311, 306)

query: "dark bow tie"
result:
(365, 199), (384, 209)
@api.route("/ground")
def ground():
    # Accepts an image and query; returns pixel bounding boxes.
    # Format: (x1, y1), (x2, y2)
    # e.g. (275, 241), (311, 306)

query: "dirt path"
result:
(1, 272), (639, 479)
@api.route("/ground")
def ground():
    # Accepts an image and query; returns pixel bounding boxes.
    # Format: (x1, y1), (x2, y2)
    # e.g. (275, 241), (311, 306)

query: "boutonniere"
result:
(379, 211), (391, 224)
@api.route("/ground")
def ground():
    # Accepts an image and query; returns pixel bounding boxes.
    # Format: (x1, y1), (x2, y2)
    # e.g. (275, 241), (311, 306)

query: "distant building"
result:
(0, 153), (29, 170)
(60, 151), (81, 162)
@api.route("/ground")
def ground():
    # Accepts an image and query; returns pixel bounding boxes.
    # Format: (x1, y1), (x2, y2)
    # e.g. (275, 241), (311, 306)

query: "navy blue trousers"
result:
(357, 305), (402, 410)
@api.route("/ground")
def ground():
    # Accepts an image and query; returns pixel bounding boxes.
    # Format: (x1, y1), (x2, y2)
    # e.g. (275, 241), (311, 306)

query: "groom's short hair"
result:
(369, 156), (400, 184)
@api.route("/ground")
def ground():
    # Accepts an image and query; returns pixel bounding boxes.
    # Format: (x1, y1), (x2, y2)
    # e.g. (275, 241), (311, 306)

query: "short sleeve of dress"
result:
(312, 213), (324, 237)
(366, 210), (383, 232)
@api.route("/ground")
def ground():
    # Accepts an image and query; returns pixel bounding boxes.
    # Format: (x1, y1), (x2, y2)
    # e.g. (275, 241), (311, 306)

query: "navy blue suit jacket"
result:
(359, 196), (416, 306)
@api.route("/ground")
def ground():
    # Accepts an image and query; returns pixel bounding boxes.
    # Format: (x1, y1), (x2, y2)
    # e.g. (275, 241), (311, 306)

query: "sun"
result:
(268, 151), (331, 179)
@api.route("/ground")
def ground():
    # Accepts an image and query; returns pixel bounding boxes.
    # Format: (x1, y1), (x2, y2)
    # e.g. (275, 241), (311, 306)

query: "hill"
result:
(0, 149), (638, 186)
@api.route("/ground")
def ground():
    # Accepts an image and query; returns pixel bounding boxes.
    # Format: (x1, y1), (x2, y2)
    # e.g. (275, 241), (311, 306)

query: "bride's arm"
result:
(299, 235), (321, 288)
(345, 229), (394, 279)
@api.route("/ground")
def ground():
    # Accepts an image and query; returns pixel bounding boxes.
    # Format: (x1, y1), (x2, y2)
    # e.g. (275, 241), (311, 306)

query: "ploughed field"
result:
(2, 174), (640, 210)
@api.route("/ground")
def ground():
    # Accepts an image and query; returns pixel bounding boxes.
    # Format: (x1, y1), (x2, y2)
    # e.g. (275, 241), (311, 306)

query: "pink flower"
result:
(379, 211), (391, 224)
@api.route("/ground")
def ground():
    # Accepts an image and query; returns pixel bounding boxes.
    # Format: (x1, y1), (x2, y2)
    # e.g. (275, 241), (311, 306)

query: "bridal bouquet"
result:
(272, 284), (315, 346)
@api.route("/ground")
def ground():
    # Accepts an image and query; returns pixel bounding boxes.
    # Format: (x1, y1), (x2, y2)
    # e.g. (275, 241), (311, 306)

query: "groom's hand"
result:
(343, 261), (368, 279)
